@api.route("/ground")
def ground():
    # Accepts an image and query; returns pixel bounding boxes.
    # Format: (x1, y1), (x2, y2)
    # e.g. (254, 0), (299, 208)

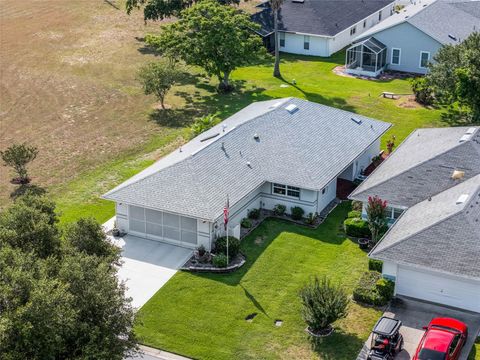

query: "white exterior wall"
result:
(281, 32), (330, 57)
(316, 178), (337, 213)
(115, 203), (129, 232)
(329, 2), (397, 55)
(382, 260), (398, 282)
(280, 2), (397, 57)
(339, 138), (381, 181)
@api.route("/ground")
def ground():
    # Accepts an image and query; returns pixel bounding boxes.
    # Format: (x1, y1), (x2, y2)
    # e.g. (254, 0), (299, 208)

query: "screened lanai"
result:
(345, 37), (387, 77)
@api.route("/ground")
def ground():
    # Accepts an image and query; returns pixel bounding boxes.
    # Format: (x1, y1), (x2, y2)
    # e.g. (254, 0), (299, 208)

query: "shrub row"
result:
(353, 271), (394, 306)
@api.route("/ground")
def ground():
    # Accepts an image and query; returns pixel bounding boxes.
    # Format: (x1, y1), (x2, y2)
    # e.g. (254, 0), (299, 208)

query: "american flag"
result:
(223, 196), (229, 231)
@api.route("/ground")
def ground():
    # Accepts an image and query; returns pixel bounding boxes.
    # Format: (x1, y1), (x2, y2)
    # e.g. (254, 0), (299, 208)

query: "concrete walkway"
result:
(103, 218), (192, 309)
(357, 297), (480, 360)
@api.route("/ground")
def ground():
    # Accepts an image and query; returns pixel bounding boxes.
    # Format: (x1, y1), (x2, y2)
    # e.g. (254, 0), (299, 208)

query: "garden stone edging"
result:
(182, 255), (246, 273)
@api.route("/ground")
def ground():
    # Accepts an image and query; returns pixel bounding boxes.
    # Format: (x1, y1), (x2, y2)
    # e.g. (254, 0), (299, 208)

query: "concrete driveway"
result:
(357, 296), (480, 360)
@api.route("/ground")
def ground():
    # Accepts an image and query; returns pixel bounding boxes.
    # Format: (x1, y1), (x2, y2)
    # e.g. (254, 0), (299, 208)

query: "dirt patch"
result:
(254, 236), (265, 245)
(395, 95), (423, 109)
(0, 0), (178, 204)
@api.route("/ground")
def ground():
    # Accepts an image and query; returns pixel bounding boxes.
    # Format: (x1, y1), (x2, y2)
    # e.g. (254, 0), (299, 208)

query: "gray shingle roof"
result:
(103, 98), (391, 220)
(251, 0), (395, 37)
(357, 0), (480, 45)
(350, 127), (480, 208)
(370, 175), (480, 279)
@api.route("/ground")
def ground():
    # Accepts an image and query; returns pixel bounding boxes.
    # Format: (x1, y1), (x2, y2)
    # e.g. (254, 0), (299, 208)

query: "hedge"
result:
(368, 259), (383, 272)
(214, 236), (240, 258)
(353, 271), (394, 306)
(344, 218), (371, 238)
(347, 210), (362, 219)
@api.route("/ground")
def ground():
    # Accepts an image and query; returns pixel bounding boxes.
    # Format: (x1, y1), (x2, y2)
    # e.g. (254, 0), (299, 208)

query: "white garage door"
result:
(128, 205), (198, 248)
(397, 266), (480, 313)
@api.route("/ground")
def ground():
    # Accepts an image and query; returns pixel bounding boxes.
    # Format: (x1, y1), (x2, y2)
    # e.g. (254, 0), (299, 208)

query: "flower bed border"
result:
(182, 254), (246, 273)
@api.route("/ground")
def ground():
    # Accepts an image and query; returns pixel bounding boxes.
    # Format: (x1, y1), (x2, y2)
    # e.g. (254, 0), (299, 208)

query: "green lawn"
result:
(54, 52), (445, 225)
(135, 203), (382, 360)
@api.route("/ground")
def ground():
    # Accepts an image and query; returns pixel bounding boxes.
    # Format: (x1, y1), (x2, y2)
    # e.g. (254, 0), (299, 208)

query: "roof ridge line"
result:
(102, 98), (293, 199)
(351, 128), (478, 200)
(370, 176), (480, 256)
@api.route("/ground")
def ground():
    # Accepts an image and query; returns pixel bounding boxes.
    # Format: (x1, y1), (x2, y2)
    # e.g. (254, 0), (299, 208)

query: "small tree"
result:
(138, 62), (182, 109)
(1, 143), (38, 184)
(299, 276), (349, 334)
(190, 114), (221, 138)
(366, 196), (388, 244)
(146, 0), (266, 92)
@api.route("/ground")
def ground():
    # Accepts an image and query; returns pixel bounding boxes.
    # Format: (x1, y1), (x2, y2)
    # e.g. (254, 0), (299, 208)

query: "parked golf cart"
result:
(367, 316), (404, 360)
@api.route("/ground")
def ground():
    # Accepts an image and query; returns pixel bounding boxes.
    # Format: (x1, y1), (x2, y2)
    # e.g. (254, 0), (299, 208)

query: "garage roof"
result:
(350, 127), (480, 208)
(103, 98), (391, 221)
(370, 175), (480, 280)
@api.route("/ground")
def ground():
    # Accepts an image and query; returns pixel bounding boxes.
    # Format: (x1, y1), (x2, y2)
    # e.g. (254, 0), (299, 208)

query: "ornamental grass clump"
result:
(299, 276), (349, 336)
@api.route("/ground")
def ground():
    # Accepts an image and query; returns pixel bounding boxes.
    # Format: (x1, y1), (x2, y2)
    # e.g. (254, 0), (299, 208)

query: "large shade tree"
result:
(125, 0), (239, 21)
(146, 0), (265, 92)
(0, 194), (137, 359)
(426, 32), (480, 122)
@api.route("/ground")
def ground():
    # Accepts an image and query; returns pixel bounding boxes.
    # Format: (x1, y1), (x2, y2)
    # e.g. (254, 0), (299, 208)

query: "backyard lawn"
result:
(52, 52), (447, 226)
(135, 203), (383, 360)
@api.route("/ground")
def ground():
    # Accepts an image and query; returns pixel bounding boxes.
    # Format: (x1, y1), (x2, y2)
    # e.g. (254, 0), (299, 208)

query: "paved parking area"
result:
(357, 296), (480, 360)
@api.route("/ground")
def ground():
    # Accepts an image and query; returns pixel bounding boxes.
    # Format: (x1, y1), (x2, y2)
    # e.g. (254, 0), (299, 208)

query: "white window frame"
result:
(378, 10), (382, 21)
(303, 35), (310, 50)
(419, 51), (430, 69)
(363, 20), (367, 28)
(350, 26), (356, 36)
(279, 32), (285, 48)
(272, 183), (300, 199)
(391, 48), (401, 65)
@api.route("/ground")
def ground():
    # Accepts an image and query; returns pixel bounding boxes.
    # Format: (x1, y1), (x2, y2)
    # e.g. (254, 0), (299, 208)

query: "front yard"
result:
(135, 203), (382, 360)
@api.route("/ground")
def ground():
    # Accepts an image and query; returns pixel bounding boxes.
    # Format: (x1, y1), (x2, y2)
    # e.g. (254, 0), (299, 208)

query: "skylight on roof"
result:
(351, 117), (362, 125)
(466, 128), (476, 135)
(285, 104), (299, 114)
(459, 134), (472, 142)
(456, 194), (469, 204)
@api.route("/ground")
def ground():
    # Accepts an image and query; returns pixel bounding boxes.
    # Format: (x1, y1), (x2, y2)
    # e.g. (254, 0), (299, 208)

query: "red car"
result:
(413, 317), (468, 360)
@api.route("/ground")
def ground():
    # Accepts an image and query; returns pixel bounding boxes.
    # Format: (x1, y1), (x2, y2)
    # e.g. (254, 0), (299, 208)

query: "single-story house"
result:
(103, 98), (391, 251)
(251, 0), (399, 57)
(346, 0), (480, 76)
(350, 126), (480, 312)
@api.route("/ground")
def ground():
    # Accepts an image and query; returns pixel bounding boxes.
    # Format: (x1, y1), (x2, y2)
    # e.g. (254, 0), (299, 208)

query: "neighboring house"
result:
(346, 0), (480, 76)
(103, 98), (391, 251)
(251, 0), (399, 57)
(350, 126), (480, 312)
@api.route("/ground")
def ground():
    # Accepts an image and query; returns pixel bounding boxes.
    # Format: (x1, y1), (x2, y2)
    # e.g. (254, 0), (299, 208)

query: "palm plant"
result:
(270, 0), (283, 78)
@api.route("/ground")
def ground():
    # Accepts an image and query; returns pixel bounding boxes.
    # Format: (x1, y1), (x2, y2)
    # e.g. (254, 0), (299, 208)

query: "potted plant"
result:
(358, 238), (369, 249)
(112, 221), (121, 237)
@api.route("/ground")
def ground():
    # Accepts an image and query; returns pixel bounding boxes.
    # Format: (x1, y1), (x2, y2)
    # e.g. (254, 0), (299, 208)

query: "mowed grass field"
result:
(1, 0), (447, 226)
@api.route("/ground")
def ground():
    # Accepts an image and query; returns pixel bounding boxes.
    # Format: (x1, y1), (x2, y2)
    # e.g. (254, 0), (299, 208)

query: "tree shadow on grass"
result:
(310, 329), (366, 360)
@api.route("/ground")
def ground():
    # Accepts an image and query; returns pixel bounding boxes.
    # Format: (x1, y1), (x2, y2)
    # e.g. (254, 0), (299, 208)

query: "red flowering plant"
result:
(366, 196), (388, 245)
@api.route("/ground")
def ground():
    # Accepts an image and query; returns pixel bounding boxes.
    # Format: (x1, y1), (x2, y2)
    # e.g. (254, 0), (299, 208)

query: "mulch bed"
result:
(182, 253), (246, 273)
(333, 66), (419, 81)
(305, 325), (335, 337)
